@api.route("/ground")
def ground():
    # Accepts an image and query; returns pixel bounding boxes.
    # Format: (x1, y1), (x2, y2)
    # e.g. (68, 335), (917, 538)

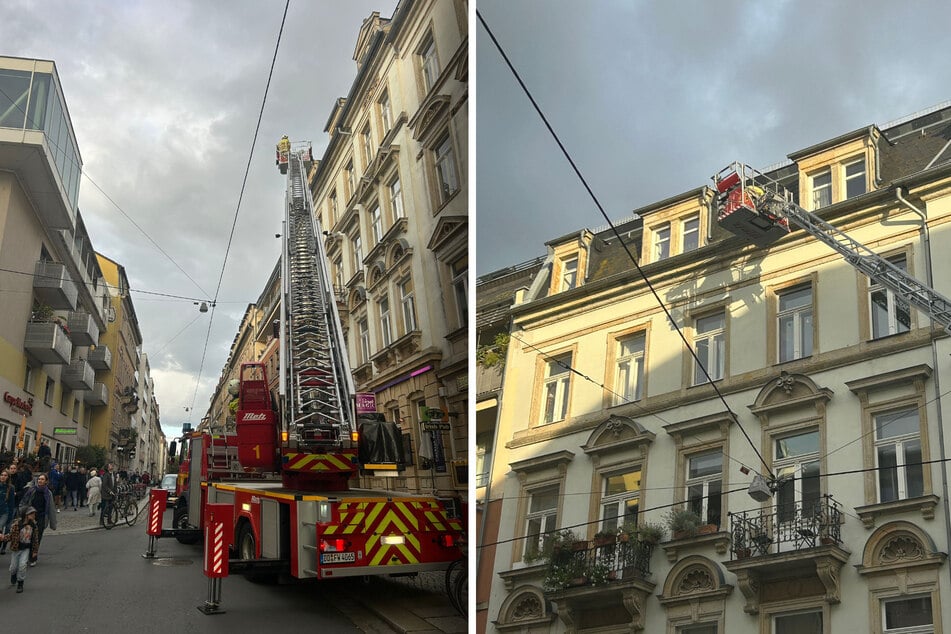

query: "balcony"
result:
(62, 358), (94, 391)
(88, 344), (112, 371)
(33, 261), (78, 310)
(24, 321), (72, 365)
(724, 495), (849, 615)
(544, 537), (656, 631)
(66, 310), (99, 346)
(83, 382), (108, 406)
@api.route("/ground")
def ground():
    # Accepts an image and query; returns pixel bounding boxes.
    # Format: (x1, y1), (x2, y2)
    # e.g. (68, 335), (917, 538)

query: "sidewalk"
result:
(357, 571), (467, 634)
(52, 496), (147, 534)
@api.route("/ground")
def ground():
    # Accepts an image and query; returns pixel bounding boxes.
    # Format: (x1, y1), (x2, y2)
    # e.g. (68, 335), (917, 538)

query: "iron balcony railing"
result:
(545, 538), (653, 591)
(728, 494), (842, 559)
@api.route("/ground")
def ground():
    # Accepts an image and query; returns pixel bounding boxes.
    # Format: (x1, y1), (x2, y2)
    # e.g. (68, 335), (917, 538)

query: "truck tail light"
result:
(319, 538), (347, 552)
(438, 534), (455, 548)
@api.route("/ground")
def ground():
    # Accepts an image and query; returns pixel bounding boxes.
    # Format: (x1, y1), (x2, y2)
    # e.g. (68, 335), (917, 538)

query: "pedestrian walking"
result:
(0, 470), (15, 555)
(18, 473), (56, 565)
(100, 463), (116, 526)
(12, 462), (32, 507)
(37, 440), (51, 474)
(4, 506), (39, 593)
(48, 462), (64, 512)
(78, 466), (88, 508)
(86, 469), (102, 517)
(65, 465), (82, 510)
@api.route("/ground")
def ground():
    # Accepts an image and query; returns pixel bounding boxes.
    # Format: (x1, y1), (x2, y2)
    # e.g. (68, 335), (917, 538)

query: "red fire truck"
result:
(164, 141), (462, 581)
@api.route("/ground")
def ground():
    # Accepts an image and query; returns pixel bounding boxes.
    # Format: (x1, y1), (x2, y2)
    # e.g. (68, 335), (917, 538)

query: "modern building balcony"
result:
(544, 537), (656, 631)
(83, 382), (108, 406)
(66, 310), (98, 346)
(87, 344), (112, 370)
(724, 495), (849, 615)
(62, 358), (94, 391)
(33, 261), (78, 310)
(24, 321), (72, 365)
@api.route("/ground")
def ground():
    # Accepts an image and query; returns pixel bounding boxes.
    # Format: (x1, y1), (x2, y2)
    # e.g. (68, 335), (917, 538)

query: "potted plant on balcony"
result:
(636, 522), (665, 545)
(30, 303), (54, 323)
(666, 508), (702, 540)
(592, 528), (618, 548)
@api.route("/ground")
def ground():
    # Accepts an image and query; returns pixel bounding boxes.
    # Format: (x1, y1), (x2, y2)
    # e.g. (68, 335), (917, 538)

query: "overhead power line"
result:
(477, 10), (774, 480)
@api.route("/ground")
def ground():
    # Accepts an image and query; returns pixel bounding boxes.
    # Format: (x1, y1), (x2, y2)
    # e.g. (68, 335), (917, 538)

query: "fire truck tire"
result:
(236, 522), (278, 584)
(173, 506), (200, 545)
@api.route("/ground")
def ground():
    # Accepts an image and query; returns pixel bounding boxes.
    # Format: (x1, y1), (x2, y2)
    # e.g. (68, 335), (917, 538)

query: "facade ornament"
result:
(880, 535), (924, 564)
(677, 567), (715, 595)
(511, 593), (543, 621)
(777, 371), (796, 394)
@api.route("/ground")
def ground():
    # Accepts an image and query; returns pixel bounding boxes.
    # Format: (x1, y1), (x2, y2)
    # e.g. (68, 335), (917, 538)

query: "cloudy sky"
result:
(475, 0), (951, 275)
(2, 0), (396, 443)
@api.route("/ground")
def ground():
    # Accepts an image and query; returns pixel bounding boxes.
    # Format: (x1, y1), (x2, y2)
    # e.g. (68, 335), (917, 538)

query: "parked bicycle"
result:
(445, 534), (467, 616)
(103, 483), (140, 529)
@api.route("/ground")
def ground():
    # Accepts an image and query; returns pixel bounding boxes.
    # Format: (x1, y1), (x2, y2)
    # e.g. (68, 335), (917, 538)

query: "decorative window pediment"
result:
(857, 520), (946, 576)
(427, 214), (467, 257)
(749, 371), (833, 419)
(659, 555), (733, 608)
(582, 414), (655, 460)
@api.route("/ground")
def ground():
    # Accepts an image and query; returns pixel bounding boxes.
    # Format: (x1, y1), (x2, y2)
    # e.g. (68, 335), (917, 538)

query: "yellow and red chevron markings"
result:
(323, 499), (461, 566)
(283, 450), (357, 473)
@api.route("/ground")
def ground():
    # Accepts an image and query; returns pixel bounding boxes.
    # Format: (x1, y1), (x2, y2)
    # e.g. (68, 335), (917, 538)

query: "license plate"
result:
(321, 552), (356, 564)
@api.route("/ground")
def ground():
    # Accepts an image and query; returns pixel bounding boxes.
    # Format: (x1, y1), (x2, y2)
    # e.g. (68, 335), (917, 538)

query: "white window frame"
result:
(773, 429), (821, 527)
(870, 256), (910, 338)
(389, 176), (404, 220)
(451, 258), (467, 326)
(44, 377), (54, 406)
(811, 168), (832, 210)
(682, 214), (700, 252)
(345, 160), (355, 200)
(685, 450), (723, 527)
(778, 285), (813, 362)
(600, 468), (641, 532)
(881, 594), (933, 634)
(653, 223), (671, 261)
(541, 354), (571, 425)
(352, 234), (363, 272)
(434, 134), (459, 204)
(874, 409), (924, 503)
(379, 90), (392, 134)
(358, 317), (370, 365)
(615, 333), (645, 404)
(379, 296), (392, 347)
(523, 485), (559, 561)
(333, 257), (344, 290)
(844, 157), (867, 199)
(362, 125), (373, 166)
(419, 35), (439, 94)
(370, 204), (383, 244)
(693, 312), (725, 385)
(399, 277), (417, 333)
(560, 257), (578, 291)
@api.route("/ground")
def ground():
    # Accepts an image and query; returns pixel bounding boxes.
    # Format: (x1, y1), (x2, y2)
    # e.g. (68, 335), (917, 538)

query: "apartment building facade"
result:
(310, 0), (469, 503)
(483, 104), (951, 634)
(0, 56), (113, 464)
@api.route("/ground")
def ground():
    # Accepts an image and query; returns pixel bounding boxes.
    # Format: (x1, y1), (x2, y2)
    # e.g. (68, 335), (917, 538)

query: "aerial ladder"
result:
(713, 161), (951, 332)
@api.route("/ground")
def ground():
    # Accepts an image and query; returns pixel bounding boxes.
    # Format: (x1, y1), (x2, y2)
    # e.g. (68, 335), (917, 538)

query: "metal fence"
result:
(728, 495), (842, 559)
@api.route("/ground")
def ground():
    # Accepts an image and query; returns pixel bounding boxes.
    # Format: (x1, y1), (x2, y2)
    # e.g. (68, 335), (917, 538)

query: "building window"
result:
(389, 176), (404, 220)
(379, 297), (392, 347)
(419, 34), (439, 94)
(615, 333), (645, 404)
(369, 204), (383, 245)
(682, 214), (700, 253)
(560, 257), (578, 291)
(44, 377), (54, 406)
(434, 134), (459, 204)
(379, 90), (392, 134)
(451, 257), (467, 327)
(333, 257), (344, 289)
(475, 431), (492, 488)
(678, 625), (718, 634)
(845, 158), (867, 199)
(653, 223), (671, 261)
(773, 609), (822, 634)
(778, 285), (813, 362)
(523, 485), (558, 561)
(693, 312), (725, 385)
(774, 429), (821, 523)
(362, 125), (373, 166)
(358, 318), (370, 365)
(59, 389), (69, 415)
(345, 160), (355, 200)
(882, 595), (932, 633)
(24, 365), (34, 394)
(871, 256), (910, 338)
(329, 190), (338, 226)
(351, 235), (363, 272)
(399, 277), (417, 333)
(686, 450), (722, 527)
(811, 168), (832, 210)
(600, 468), (640, 532)
(541, 354), (572, 424)
(875, 409), (924, 503)
(72, 399), (80, 423)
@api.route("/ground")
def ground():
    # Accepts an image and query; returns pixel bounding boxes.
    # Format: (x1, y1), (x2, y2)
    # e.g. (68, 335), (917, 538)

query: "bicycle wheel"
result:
(123, 499), (138, 526)
(103, 504), (118, 530)
(451, 568), (467, 616)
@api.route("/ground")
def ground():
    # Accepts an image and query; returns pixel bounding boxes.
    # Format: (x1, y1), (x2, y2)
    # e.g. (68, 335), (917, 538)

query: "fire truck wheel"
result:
(237, 522), (256, 560)
(173, 506), (200, 545)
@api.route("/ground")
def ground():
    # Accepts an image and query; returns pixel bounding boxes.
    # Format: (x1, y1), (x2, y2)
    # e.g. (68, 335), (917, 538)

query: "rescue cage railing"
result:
(544, 538), (653, 591)
(728, 494), (843, 559)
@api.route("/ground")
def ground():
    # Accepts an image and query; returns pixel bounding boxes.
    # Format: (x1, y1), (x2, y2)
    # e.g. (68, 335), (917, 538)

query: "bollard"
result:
(197, 503), (233, 615)
(142, 488), (168, 558)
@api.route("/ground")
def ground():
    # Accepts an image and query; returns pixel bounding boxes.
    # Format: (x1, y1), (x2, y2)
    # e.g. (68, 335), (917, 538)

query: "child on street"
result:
(4, 506), (39, 593)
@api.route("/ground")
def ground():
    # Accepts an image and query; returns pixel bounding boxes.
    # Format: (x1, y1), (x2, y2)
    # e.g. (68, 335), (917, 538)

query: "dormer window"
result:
(845, 158), (867, 199)
(811, 168), (832, 210)
(653, 223), (671, 261)
(682, 214), (700, 253)
(561, 256), (578, 291)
